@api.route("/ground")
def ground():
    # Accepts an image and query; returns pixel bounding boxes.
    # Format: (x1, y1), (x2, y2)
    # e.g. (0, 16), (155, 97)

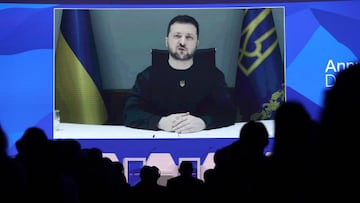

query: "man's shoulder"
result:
(140, 63), (169, 73)
(167, 175), (183, 183)
(137, 65), (156, 75)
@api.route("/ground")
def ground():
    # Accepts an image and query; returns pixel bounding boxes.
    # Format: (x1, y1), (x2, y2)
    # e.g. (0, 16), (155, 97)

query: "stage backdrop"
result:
(1, 1), (359, 184)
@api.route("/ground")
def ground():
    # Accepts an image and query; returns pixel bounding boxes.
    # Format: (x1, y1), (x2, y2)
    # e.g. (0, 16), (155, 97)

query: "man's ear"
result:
(165, 37), (168, 48)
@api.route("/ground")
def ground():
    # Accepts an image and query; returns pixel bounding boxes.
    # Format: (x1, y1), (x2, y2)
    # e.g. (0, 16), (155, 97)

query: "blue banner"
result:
(235, 8), (285, 121)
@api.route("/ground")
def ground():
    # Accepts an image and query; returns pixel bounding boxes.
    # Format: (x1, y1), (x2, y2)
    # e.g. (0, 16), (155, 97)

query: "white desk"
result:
(54, 120), (274, 139)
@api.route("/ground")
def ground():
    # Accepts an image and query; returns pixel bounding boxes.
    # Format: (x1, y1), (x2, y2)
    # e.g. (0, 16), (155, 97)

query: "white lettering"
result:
(325, 59), (337, 73)
(325, 59), (356, 73)
(337, 62), (347, 72)
(325, 74), (336, 88)
(325, 60), (358, 88)
(346, 61), (355, 69)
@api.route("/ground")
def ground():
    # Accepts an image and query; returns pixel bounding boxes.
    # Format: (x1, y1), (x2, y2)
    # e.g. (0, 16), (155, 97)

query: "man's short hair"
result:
(167, 14), (199, 37)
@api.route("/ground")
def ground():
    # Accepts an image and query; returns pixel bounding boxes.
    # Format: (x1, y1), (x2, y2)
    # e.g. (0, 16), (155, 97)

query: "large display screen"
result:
(54, 7), (284, 139)
(1, 1), (359, 161)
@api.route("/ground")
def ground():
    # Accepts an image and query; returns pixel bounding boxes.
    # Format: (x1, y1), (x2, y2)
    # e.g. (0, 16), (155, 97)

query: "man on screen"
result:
(123, 14), (236, 133)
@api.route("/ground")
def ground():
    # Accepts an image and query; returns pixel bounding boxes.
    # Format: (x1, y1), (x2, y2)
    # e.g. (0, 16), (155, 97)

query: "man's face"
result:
(166, 22), (198, 61)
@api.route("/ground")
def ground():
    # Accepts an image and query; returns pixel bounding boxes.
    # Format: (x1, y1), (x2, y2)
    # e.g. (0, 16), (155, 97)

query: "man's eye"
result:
(186, 36), (194, 40)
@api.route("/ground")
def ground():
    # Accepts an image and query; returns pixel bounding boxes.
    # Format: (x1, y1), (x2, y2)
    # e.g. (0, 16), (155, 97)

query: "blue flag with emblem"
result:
(235, 8), (285, 121)
(55, 9), (107, 124)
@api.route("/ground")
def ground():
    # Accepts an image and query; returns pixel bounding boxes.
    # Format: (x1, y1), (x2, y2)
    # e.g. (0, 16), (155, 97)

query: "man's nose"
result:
(179, 37), (186, 46)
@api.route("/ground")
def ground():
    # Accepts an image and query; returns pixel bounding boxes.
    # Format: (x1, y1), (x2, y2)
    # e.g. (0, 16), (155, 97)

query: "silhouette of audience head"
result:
(140, 165), (161, 183)
(15, 127), (49, 155)
(239, 120), (269, 151)
(84, 147), (104, 164)
(275, 101), (311, 135)
(113, 161), (125, 174)
(321, 62), (360, 139)
(151, 166), (161, 181)
(321, 62), (360, 156)
(178, 160), (194, 177)
(203, 168), (215, 183)
(318, 62), (360, 202)
(0, 124), (8, 156)
(273, 101), (312, 155)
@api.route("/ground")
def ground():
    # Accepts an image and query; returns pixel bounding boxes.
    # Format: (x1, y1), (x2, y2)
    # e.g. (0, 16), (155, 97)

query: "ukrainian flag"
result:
(235, 8), (285, 121)
(55, 9), (107, 124)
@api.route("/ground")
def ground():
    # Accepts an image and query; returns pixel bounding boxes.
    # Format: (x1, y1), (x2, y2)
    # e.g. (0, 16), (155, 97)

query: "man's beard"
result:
(169, 48), (195, 61)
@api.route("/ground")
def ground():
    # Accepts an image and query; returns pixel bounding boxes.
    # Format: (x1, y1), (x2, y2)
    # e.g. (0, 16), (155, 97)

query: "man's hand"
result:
(158, 112), (206, 133)
(158, 113), (189, 132)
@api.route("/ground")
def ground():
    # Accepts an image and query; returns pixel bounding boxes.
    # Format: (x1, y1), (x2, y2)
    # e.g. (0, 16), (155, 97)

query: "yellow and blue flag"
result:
(235, 8), (285, 121)
(55, 9), (107, 124)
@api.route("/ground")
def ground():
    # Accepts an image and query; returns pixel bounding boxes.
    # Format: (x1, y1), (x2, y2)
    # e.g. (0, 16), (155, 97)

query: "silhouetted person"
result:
(319, 63), (360, 202)
(202, 168), (217, 201)
(166, 160), (204, 202)
(213, 120), (270, 202)
(0, 124), (28, 202)
(76, 147), (121, 203)
(203, 168), (216, 185)
(49, 139), (83, 203)
(112, 161), (131, 202)
(267, 101), (318, 203)
(131, 165), (167, 202)
(15, 127), (64, 203)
